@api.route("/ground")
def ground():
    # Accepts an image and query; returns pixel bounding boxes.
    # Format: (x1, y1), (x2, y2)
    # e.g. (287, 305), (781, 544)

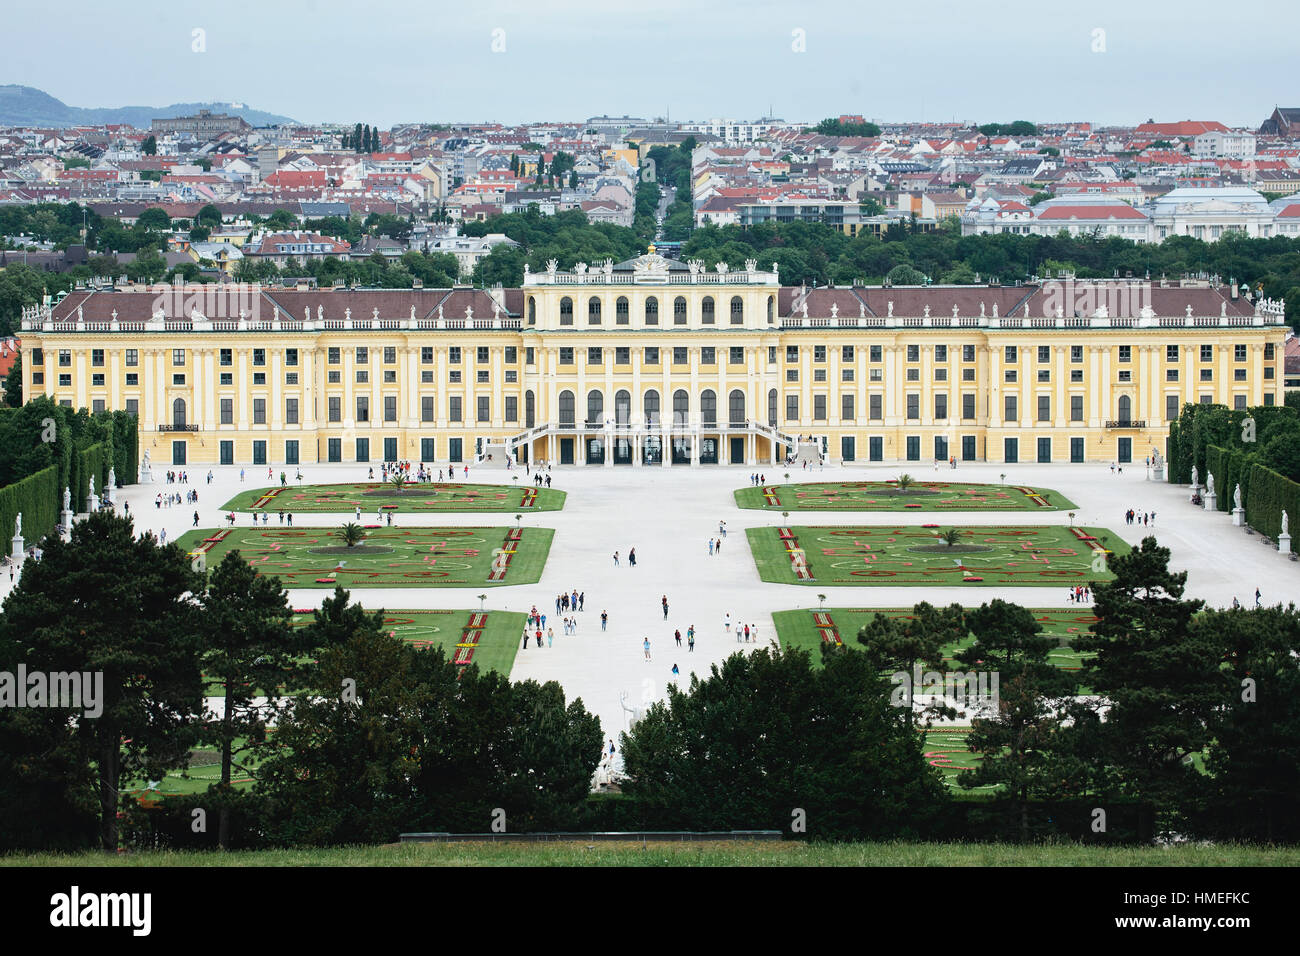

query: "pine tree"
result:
(354, 123), (364, 153)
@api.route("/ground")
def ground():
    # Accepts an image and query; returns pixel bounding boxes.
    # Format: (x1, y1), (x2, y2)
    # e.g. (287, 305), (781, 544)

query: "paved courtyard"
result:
(8, 458), (1295, 751)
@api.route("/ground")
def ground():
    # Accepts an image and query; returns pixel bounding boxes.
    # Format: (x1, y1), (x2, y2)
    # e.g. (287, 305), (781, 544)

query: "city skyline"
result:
(4, 0), (1297, 128)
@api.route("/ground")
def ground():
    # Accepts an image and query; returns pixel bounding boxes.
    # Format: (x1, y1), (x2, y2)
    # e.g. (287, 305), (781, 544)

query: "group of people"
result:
(1123, 509), (1155, 527)
(164, 470), (189, 484)
(724, 613), (760, 643)
(612, 549), (638, 567)
(555, 589), (585, 614)
(1068, 585), (1092, 604)
(745, 473), (769, 486)
(156, 491), (197, 508)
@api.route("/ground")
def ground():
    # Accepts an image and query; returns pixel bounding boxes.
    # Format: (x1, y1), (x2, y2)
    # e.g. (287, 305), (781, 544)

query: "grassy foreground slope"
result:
(6, 842), (1297, 867)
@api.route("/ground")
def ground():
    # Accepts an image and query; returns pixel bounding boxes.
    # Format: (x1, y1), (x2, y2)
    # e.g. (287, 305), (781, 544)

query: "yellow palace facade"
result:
(19, 251), (1288, 469)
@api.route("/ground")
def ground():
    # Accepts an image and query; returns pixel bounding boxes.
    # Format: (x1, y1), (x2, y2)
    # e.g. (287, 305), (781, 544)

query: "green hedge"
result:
(0, 464), (60, 545)
(72, 441), (112, 514)
(1245, 462), (1300, 553)
(1206, 444), (1226, 509)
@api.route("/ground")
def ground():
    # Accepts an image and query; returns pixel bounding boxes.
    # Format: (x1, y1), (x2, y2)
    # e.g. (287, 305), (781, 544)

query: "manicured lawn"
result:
(10, 842), (1297, 867)
(221, 482), (565, 514)
(747, 524), (1127, 587)
(293, 607), (527, 676)
(178, 525), (553, 588)
(735, 480), (1076, 512)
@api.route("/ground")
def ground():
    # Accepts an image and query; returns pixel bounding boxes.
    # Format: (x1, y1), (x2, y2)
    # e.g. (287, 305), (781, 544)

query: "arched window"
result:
(643, 389), (660, 426)
(730, 296), (743, 325)
(525, 390), (535, 428)
(558, 390), (575, 426)
(560, 297), (573, 325)
(701, 389), (717, 427)
(673, 296), (687, 325)
(767, 295), (775, 325)
(527, 297), (536, 325)
(673, 389), (689, 426)
(1118, 395), (1132, 424)
(768, 388), (778, 426)
(701, 296), (715, 324)
(588, 296), (602, 325)
(587, 389), (604, 425)
(173, 397), (186, 428)
(645, 296), (659, 325)
(729, 389), (746, 426)
(615, 389), (631, 425)
(616, 296), (629, 325)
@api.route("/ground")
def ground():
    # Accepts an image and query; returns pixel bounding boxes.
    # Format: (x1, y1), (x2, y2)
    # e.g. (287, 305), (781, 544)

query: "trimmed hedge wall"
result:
(1245, 462), (1300, 553)
(0, 464), (60, 545)
(72, 440), (112, 514)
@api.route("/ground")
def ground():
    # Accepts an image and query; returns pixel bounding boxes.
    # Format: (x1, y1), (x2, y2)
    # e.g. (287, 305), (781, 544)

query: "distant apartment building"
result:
(1192, 130), (1256, 160)
(680, 118), (785, 144)
(151, 109), (252, 137)
(244, 231), (351, 266)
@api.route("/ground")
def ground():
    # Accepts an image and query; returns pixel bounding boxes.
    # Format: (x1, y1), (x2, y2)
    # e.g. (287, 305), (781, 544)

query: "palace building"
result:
(19, 249), (1288, 469)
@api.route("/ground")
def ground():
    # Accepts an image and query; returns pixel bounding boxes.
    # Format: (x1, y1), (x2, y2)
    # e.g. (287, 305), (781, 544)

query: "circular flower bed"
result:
(308, 545), (396, 556)
(907, 544), (994, 554)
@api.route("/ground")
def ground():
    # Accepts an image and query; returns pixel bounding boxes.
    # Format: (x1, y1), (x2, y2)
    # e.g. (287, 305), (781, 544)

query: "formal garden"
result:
(178, 524), (553, 588)
(747, 524), (1125, 586)
(222, 480), (565, 514)
(734, 477), (1076, 512)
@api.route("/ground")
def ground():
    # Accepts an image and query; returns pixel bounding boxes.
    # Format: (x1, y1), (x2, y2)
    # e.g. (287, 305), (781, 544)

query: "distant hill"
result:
(0, 85), (297, 128)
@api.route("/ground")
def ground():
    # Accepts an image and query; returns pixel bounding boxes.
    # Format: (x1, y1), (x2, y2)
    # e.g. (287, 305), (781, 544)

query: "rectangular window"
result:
(906, 393), (919, 420)
(449, 347), (461, 363)
(476, 346), (489, 364)
(328, 396), (341, 422)
(421, 396), (434, 422)
(907, 368), (920, 382)
(1037, 369), (1050, 382)
(1166, 344), (1179, 362)
(786, 369), (799, 382)
(813, 395), (827, 421)
(842, 345), (855, 362)
(786, 394), (799, 421)
(1004, 346), (1017, 363)
(355, 438), (369, 463)
(700, 347), (716, 365)
(127, 349), (140, 367)
(1071, 395), (1083, 421)
(384, 396), (397, 422)
(58, 375), (71, 387)
(963, 344), (976, 362)
(328, 347), (340, 365)
(1070, 345), (1083, 363)
(91, 349), (104, 367)
(253, 398), (266, 424)
(31, 348), (44, 366)
(476, 371), (489, 384)
(935, 345), (948, 363)
(58, 350), (71, 367)
(356, 397), (369, 422)
(285, 348), (299, 367)
(963, 393), (975, 420)
(252, 348), (265, 366)
(1265, 342), (1275, 360)
(355, 370), (368, 383)
(421, 346), (434, 364)
(673, 347), (688, 365)
(559, 348), (574, 365)
(1004, 369), (1017, 382)
(869, 394), (882, 420)
(328, 438), (341, 462)
(1166, 395), (1180, 420)
(934, 394), (948, 419)
(449, 396), (462, 422)
(125, 373), (138, 386)
(355, 347), (368, 364)
(1200, 344), (1213, 362)
(173, 348), (186, 366)
(220, 398), (233, 424)
(526, 347), (535, 365)
(1234, 394), (1247, 411)
(841, 394), (854, 421)
(1004, 395), (1018, 421)
(286, 398), (298, 424)
(1200, 368), (1213, 381)
(1118, 345), (1131, 363)
(644, 347), (659, 365)
(92, 373), (104, 386)
(505, 396), (518, 422)
(730, 347), (745, 365)
(92, 399), (105, 413)
(1071, 369), (1083, 383)
(906, 344), (919, 362)
(1234, 368), (1247, 381)
(1234, 344), (1247, 361)
(386, 346), (398, 364)
(125, 399), (138, 416)
(870, 345), (882, 362)
(173, 374), (186, 386)
(814, 345), (827, 363)
(787, 345), (799, 363)
(1037, 395), (1050, 421)
(477, 396), (490, 422)
(1037, 345), (1050, 363)
(1166, 368), (1179, 381)
(286, 372), (299, 385)
(505, 347), (517, 364)
(615, 347), (630, 365)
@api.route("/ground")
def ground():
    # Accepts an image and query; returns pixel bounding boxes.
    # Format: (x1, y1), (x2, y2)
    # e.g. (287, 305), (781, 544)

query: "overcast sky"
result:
(5, 0), (1296, 128)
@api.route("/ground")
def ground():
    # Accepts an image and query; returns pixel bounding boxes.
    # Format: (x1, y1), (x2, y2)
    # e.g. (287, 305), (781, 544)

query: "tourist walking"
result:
(687, 626), (695, 652)
(662, 595), (669, 619)
(725, 612), (732, 635)
(708, 539), (714, 555)
(643, 637), (651, 661)
(601, 610), (608, 631)
(613, 551), (619, 566)
(629, 547), (636, 567)
(674, 628), (682, 647)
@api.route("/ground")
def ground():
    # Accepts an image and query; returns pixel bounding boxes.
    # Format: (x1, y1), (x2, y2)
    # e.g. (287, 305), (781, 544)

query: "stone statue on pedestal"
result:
(13, 513), (20, 537)
(63, 486), (72, 512)
(1206, 473), (1215, 495)
(1234, 484), (1242, 510)
(1191, 465), (1199, 488)
(1284, 511), (1290, 536)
